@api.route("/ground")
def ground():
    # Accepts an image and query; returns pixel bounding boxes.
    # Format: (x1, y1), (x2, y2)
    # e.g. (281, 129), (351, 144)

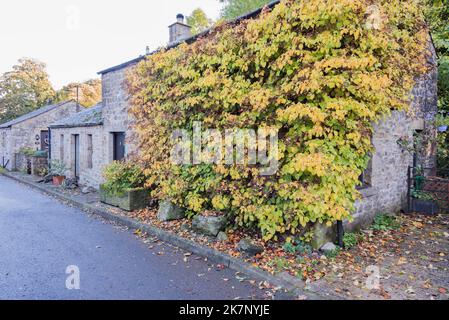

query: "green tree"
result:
(423, 0), (449, 112)
(0, 58), (55, 124)
(423, 1), (449, 171)
(186, 8), (212, 35)
(219, 0), (271, 20)
(55, 79), (102, 107)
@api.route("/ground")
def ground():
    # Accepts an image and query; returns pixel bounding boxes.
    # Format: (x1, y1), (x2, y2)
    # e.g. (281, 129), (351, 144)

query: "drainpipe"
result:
(337, 220), (344, 247)
(48, 127), (52, 169)
(407, 166), (412, 213)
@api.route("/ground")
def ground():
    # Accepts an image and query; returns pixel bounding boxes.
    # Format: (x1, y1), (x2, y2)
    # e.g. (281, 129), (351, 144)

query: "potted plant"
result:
(100, 161), (151, 211)
(411, 190), (439, 215)
(413, 166), (425, 191)
(50, 159), (67, 186)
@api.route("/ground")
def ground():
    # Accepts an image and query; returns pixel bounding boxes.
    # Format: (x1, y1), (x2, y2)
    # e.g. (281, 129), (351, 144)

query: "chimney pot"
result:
(169, 13), (192, 45)
(176, 14), (184, 23)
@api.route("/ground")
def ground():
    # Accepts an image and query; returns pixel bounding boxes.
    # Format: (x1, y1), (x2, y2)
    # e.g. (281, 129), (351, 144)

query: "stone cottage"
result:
(47, 14), (194, 188)
(53, 2), (438, 234)
(49, 103), (105, 187)
(0, 100), (80, 171)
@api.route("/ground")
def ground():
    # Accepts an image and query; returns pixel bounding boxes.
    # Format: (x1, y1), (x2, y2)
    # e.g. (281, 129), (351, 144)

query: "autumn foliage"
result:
(127, 0), (429, 240)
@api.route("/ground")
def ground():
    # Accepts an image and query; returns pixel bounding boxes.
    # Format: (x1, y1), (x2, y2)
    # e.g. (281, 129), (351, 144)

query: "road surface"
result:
(0, 175), (270, 300)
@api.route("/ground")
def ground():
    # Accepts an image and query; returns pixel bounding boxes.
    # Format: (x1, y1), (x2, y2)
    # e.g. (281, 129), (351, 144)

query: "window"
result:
(413, 130), (423, 168)
(112, 132), (125, 161)
(358, 157), (372, 189)
(87, 134), (93, 169)
(1, 131), (6, 148)
(60, 134), (64, 160)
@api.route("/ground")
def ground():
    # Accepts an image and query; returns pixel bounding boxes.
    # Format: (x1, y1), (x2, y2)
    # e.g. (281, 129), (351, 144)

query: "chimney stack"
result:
(168, 13), (192, 45)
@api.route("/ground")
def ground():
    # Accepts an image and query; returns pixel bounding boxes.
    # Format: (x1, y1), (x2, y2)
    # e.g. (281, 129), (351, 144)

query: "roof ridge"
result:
(49, 102), (103, 129)
(97, 0), (281, 75)
(0, 100), (79, 128)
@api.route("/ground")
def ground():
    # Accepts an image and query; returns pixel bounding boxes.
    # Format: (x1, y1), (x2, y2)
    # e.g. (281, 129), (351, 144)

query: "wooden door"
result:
(113, 132), (125, 161)
(40, 130), (49, 151)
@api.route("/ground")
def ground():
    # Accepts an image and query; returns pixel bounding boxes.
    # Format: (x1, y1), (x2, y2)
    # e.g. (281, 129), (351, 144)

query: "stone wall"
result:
(46, 66), (138, 189)
(50, 125), (106, 188)
(0, 101), (79, 171)
(14, 152), (31, 174)
(0, 128), (11, 168)
(347, 111), (417, 230)
(101, 66), (138, 160)
(31, 156), (48, 176)
(347, 42), (439, 231)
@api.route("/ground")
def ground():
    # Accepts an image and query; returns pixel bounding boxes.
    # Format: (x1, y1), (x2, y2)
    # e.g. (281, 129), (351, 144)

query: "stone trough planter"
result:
(99, 185), (151, 212)
(412, 198), (439, 215)
(31, 155), (48, 177)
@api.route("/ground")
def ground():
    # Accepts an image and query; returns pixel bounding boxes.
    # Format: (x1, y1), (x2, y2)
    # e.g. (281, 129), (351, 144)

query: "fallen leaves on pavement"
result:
(126, 207), (449, 300)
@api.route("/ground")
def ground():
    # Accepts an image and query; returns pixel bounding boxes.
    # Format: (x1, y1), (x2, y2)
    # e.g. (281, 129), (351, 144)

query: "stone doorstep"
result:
(1, 172), (329, 300)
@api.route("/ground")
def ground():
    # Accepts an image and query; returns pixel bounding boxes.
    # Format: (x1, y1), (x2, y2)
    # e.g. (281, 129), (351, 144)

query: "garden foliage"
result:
(128, 0), (429, 240)
(102, 161), (147, 196)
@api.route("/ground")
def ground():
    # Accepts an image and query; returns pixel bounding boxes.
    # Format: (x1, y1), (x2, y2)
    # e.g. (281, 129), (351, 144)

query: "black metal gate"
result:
(407, 167), (449, 214)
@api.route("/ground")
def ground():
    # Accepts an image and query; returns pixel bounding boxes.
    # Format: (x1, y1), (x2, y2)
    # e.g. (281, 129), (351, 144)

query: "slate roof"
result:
(0, 100), (76, 129)
(97, 0), (281, 75)
(49, 103), (103, 129)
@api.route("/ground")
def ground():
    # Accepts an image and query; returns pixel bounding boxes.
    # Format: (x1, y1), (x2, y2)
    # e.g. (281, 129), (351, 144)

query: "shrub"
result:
(371, 214), (400, 231)
(343, 232), (359, 249)
(324, 247), (341, 259)
(412, 190), (436, 201)
(19, 147), (35, 157)
(436, 114), (449, 172)
(283, 239), (313, 255)
(36, 167), (48, 177)
(102, 161), (146, 196)
(268, 257), (291, 273)
(128, 0), (429, 240)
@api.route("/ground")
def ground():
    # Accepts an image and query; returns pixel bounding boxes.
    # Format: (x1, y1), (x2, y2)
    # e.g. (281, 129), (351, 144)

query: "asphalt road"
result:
(0, 175), (270, 300)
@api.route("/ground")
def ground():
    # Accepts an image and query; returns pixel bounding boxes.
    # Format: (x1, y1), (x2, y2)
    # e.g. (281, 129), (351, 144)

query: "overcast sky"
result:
(0, 0), (222, 89)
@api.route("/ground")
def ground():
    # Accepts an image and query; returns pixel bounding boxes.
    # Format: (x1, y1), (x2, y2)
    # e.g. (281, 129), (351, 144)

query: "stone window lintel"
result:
(358, 186), (379, 199)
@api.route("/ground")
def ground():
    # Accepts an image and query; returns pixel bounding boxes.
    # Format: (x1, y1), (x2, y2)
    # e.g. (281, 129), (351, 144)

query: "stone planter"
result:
(31, 155), (48, 176)
(99, 185), (151, 212)
(412, 198), (439, 215)
(52, 176), (65, 186)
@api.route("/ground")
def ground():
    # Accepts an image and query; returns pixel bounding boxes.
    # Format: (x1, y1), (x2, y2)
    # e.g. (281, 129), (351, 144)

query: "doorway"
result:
(73, 134), (80, 179)
(113, 132), (125, 161)
(40, 130), (49, 151)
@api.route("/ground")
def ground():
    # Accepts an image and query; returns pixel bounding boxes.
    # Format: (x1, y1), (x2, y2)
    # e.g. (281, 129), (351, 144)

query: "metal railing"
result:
(407, 167), (449, 214)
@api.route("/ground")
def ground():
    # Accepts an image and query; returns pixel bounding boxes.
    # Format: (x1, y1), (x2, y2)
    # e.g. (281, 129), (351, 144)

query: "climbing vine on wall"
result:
(127, 0), (429, 240)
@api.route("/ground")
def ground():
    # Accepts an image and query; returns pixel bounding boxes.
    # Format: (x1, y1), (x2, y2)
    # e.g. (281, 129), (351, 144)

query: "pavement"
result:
(0, 175), (272, 300)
